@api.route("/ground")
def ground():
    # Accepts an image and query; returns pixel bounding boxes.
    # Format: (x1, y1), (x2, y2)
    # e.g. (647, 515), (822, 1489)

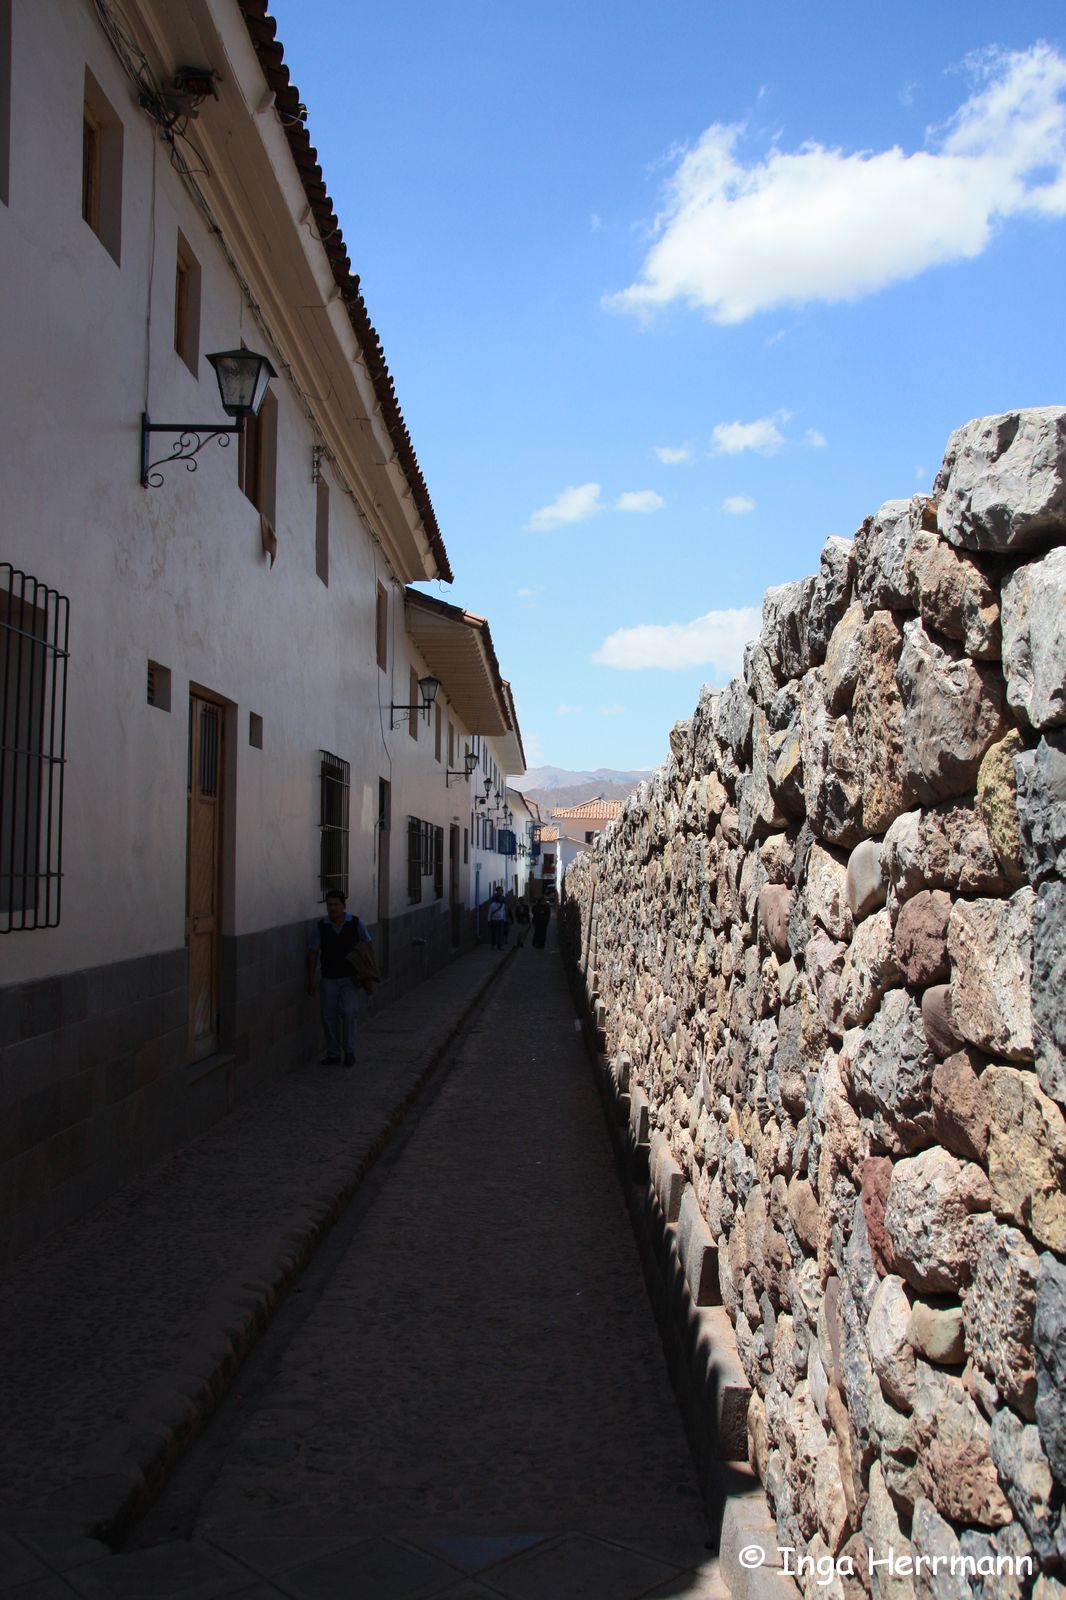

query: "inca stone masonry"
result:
(566, 408), (1066, 1599)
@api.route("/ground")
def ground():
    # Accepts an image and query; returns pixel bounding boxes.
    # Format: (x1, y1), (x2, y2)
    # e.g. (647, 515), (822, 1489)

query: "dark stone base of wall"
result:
(0, 902), (480, 1273)
(561, 927), (759, 1548)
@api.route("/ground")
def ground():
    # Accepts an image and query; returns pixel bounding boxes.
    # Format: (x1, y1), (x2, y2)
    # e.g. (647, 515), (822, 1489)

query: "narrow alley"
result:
(1, 935), (726, 1599)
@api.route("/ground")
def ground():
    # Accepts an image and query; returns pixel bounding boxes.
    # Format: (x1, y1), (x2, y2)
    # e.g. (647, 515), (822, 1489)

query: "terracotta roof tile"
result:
(551, 798), (624, 821)
(237, 2), (453, 582)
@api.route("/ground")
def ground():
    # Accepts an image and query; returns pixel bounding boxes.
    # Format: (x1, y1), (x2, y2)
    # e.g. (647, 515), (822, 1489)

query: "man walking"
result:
(307, 889), (372, 1065)
(488, 884), (507, 951)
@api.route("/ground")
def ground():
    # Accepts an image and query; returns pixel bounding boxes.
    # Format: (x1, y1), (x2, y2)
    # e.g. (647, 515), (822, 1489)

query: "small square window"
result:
(376, 583), (388, 670)
(82, 68), (122, 263)
(249, 712), (263, 749)
(315, 477), (329, 586)
(147, 660), (171, 711)
(174, 232), (201, 373)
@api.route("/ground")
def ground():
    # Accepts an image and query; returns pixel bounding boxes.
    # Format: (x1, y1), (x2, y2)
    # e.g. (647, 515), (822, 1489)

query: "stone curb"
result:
(7, 948), (517, 1550)
(564, 950), (800, 1600)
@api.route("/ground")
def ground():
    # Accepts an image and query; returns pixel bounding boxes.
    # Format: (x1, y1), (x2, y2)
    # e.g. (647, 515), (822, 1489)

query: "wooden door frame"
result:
(186, 686), (229, 1062)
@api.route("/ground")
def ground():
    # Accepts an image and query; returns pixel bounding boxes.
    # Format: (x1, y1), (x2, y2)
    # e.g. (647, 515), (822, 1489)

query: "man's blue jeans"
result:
(320, 975), (359, 1056)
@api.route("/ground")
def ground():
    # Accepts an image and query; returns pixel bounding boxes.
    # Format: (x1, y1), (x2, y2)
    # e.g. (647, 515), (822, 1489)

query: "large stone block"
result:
(883, 1145), (990, 1294)
(990, 1410), (1059, 1566)
(975, 730), (1026, 886)
(897, 619), (1008, 806)
(806, 843), (853, 942)
(948, 890), (1035, 1062)
(868, 1274), (915, 1410)
(823, 600), (865, 714)
(851, 990), (934, 1154)
(855, 496), (926, 613)
(934, 407), (1066, 553)
(808, 535), (856, 664)
(907, 1300), (965, 1366)
(1033, 880), (1066, 1105)
(964, 1213), (1039, 1417)
(852, 610), (910, 834)
(904, 528), (1000, 659)
(911, 1361), (1011, 1527)
(846, 838), (887, 923)
(677, 1185), (721, 1305)
(893, 890), (951, 988)
(882, 803), (1007, 901)
(910, 1500), (975, 1600)
(801, 672), (864, 847)
(1034, 1252), (1066, 1485)
(931, 1048), (990, 1163)
(1015, 733), (1066, 886)
(838, 909), (901, 1031)
(984, 1064), (1066, 1251)
(1000, 547), (1066, 731)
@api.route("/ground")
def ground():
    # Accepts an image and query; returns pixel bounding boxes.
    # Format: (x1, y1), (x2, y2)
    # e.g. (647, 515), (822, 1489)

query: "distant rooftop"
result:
(551, 798), (624, 822)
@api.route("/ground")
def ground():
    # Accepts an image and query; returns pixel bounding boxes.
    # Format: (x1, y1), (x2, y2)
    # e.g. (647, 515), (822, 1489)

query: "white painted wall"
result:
(0, 0), (486, 983)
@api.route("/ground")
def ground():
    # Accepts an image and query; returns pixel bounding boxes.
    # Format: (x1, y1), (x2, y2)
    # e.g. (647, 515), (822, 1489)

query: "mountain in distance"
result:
(512, 765), (653, 815)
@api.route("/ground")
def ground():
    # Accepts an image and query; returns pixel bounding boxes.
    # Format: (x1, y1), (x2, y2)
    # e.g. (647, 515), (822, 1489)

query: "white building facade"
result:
(0, 0), (524, 1263)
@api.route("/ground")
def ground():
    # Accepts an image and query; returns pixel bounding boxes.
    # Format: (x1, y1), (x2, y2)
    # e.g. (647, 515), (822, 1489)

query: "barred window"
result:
(319, 750), (349, 898)
(407, 815), (422, 904)
(1, 565), (69, 931)
(434, 824), (444, 900)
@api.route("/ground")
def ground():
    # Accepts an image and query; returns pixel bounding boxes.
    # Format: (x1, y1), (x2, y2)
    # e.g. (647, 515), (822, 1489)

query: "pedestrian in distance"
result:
(515, 896), (531, 948)
(307, 889), (372, 1066)
(531, 895), (551, 949)
(488, 884), (507, 951)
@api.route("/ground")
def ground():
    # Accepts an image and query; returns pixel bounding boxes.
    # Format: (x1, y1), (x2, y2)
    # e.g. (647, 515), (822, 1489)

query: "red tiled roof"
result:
(552, 798), (624, 821)
(535, 824), (560, 842)
(237, 2), (453, 582)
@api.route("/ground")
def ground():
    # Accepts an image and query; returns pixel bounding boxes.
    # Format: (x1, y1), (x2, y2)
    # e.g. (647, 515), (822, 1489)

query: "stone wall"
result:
(565, 409), (1066, 1599)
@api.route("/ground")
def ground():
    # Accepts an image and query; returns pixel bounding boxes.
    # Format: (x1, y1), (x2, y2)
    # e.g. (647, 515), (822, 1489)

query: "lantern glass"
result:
(418, 675), (441, 706)
(207, 349), (277, 419)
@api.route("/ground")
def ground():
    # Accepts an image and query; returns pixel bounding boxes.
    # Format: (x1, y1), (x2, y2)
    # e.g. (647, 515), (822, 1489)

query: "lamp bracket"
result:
(141, 413), (242, 488)
(389, 702), (430, 730)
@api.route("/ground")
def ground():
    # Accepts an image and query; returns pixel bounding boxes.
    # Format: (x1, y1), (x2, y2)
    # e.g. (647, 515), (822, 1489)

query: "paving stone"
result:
(0, 951), (518, 1532)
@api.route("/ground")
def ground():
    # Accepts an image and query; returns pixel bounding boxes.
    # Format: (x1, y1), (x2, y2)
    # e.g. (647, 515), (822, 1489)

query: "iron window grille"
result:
(434, 825), (444, 900)
(319, 749), (350, 899)
(407, 815), (422, 904)
(1, 565), (69, 932)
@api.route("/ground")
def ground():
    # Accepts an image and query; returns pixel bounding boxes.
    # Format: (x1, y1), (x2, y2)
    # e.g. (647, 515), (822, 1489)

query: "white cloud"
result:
(607, 45), (1066, 323)
(722, 494), (756, 514)
(556, 703), (584, 716)
(915, 465), (928, 481)
(590, 212), (603, 231)
(593, 606), (760, 673)
(711, 414), (789, 456)
(805, 428), (828, 448)
(616, 489), (665, 513)
(527, 483), (603, 531)
(523, 729), (545, 765)
(515, 585), (542, 599)
(654, 444), (692, 464)
(598, 704), (626, 716)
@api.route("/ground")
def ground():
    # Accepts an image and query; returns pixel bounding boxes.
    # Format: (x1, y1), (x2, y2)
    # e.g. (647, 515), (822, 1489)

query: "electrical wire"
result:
(90, 0), (408, 590)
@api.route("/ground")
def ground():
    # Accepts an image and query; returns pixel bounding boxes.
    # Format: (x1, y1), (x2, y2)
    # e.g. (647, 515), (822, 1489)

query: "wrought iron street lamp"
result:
(141, 348), (278, 487)
(390, 674), (440, 729)
(446, 748), (479, 787)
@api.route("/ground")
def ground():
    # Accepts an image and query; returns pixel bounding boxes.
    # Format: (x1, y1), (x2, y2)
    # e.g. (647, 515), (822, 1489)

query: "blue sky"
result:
(271, 0), (1066, 773)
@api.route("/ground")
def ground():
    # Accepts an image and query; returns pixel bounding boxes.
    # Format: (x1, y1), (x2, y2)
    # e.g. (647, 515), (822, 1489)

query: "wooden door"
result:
(449, 824), (461, 947)
(186, 693), (224, 1060)
(377, 779), (390, 975)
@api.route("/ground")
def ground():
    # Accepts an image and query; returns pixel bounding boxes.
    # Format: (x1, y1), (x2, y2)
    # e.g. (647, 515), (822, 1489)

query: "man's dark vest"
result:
(318, 917), (363, 980)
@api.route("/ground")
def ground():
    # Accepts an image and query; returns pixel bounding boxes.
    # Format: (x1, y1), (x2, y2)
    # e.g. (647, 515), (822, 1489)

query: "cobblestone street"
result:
(2, 936), (726, 1598)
